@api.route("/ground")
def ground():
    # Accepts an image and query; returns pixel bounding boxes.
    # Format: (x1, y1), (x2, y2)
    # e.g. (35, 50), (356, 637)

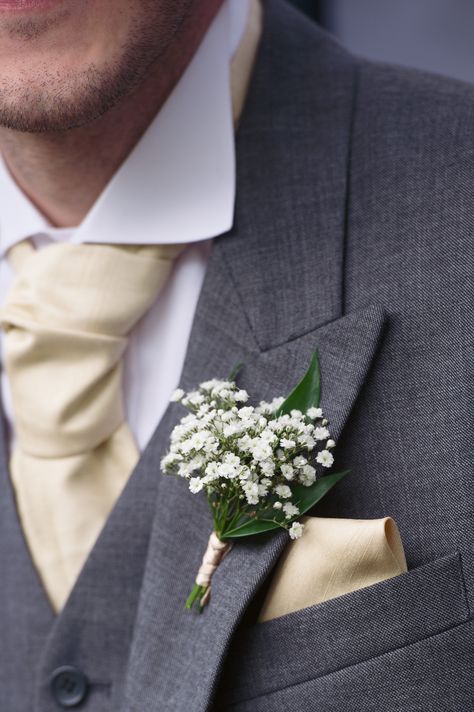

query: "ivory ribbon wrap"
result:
(196, 532), (232, 606)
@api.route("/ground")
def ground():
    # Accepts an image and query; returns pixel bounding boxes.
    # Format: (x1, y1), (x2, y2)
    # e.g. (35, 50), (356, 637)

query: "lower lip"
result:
(0, 0), (63, 10)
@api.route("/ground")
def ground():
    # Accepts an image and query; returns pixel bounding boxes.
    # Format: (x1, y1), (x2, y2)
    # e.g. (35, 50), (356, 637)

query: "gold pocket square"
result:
(258, 516), (407, 622)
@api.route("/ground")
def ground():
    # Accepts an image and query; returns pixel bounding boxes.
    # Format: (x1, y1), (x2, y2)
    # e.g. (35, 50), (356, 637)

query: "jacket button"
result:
(50, 666), (90, 708)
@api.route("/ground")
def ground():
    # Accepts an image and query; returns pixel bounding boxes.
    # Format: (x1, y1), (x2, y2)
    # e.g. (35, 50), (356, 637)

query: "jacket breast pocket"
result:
(219, 552), (470, 709)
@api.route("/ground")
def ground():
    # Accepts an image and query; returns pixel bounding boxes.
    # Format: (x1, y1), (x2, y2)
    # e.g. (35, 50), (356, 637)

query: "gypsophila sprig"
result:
(162, 351), (350, 612)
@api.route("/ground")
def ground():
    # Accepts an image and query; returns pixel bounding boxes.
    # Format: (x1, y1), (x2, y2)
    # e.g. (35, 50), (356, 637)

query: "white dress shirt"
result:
(0, 0), (250, 452)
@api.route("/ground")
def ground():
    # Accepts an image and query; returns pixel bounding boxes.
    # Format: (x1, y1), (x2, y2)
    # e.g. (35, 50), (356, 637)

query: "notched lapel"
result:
(124, 2), (366, 706)
(123, 303), (387, 712)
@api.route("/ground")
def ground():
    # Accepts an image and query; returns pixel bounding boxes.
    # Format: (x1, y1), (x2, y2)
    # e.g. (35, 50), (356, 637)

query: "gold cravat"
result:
(0, 240), (183, 612)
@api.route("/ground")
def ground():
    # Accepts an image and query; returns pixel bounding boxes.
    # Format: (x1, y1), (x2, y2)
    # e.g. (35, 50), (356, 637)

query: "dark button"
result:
(50, 666), (90, 708)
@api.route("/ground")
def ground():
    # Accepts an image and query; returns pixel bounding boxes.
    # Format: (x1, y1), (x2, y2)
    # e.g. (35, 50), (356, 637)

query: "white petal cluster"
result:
(161, 378), (336, 538)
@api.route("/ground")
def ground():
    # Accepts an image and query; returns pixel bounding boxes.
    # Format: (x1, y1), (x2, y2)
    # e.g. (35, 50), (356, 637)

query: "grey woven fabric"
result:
(1, 1), (473, 710)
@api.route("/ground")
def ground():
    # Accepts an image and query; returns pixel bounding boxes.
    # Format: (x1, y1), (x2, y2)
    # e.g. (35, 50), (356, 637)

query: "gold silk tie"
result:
(0, 239), (183, 612)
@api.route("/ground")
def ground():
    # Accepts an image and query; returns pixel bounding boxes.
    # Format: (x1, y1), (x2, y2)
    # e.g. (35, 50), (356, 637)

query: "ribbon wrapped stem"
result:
(185, 531), (231, 612)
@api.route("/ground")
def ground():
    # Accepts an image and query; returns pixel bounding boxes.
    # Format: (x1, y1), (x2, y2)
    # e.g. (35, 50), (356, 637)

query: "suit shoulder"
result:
(353, 57), (474, 157)
(271, 3), (474, 152)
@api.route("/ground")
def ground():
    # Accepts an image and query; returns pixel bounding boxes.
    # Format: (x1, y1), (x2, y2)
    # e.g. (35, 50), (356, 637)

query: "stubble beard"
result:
(0, 2), (189, 133)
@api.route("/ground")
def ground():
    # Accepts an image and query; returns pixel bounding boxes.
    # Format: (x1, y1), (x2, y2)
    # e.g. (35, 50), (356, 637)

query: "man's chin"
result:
(0, 56), (140, 134)
(0, 84), (111, 134)
(0, 110), (105, 135)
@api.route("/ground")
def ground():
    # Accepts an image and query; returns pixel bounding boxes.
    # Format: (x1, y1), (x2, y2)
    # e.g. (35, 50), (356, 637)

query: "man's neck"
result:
(0, 2), (224, 229)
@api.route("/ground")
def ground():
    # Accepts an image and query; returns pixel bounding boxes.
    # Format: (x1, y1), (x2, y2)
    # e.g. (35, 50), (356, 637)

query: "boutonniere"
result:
(161, 351), (349, 612)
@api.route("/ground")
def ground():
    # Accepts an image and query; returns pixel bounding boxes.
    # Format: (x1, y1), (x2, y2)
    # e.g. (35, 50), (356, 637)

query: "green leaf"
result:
(276, 350), (321, 417)
(222, 518), (283, 539)
(222, 470), (350, 539)
(228, 362), (245, 382)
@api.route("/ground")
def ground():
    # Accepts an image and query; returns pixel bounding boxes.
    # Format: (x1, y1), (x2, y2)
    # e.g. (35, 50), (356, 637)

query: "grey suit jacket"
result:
(1, 1), (473, 710)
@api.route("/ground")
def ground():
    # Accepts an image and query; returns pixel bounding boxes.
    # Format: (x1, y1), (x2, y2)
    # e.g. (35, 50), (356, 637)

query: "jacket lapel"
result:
(221, 0), (357, 349)
(123, 2), (365, 709)
(123, 275), (386, 711)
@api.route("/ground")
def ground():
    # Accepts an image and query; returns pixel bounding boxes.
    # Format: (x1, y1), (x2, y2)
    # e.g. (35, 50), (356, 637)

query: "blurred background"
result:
(291, 0), (474, 83)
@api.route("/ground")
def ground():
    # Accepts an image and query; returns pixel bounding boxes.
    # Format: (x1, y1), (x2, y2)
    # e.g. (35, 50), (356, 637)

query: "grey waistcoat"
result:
(1, 1), (473, 710)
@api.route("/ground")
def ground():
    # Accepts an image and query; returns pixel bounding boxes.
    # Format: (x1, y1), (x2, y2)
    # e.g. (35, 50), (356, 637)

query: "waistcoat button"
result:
(50, 666), (90, 708)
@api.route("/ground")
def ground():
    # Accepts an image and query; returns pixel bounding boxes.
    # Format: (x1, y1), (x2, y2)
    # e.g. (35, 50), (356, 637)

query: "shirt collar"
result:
(0, 0), (251, 256)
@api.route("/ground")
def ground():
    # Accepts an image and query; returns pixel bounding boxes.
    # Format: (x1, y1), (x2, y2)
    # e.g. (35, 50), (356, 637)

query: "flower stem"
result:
(185, 583), (208, 613)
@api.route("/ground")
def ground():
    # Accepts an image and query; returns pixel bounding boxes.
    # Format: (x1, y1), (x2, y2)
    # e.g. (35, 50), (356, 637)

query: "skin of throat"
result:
(0, 0), (224, 227)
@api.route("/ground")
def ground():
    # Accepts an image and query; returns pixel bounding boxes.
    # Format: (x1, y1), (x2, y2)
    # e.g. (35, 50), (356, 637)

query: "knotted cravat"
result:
(0, 240), (183, 612)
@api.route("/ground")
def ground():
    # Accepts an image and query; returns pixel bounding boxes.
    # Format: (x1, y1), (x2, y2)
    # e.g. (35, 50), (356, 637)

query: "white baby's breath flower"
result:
(293, 455), (307, 468)
(220, 410), (236, 422)
(307, 407), (323, 419)
(203, 438), (219, 455)
(238, 406), (255, 419)
(223, 422), (241, 437)
(234, 389), (249, 402)
(224, 453), (240, 466)
(269, 396), (285, 411)
(314, 426), (330, 441)
(170, 388), (185, 402)
(280, 438), (296, 449)
(236, 434), (253, 452)
(289, 417), (305, 431)
(209, 381), (233, 398)
(316, 449), (334, 468)
(298, 433), (315, 449)
(283, 503), (299, 519)
(189, 430), (212, 451)
(255, 400), (272, 415)
(188, 455), (205, 472)
(326, 439), (336, 449)
(238, 466), (251, 480)
(199, 379), (218, 391)
(289, 521), (305, 539)
(273, 501), (283, 510)
(189, 477), (204, 493)
(300, 463), (316, 486)
(169, 424), (186, 442)
(160, 452), (179, 471)
(275, 484), (292, 499)
(180, 439), (195, 455)
(188, 392), (205, 407)
(242, 481), (259, 505)
(267, 419), (281, 432)
(281, 463), (295, 480)
(260, 459), (275, 476)
(260, 428), (278, 444)
(218, 462), (239, 479)
(251, 440), (273, 462)
(290, 409), (303, 419)
(203, 462), (219, 482)
(179, 462), (196, 477)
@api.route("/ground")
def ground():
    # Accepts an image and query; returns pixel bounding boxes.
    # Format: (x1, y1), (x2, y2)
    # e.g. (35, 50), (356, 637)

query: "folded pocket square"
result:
(258, 516), (407, 622)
